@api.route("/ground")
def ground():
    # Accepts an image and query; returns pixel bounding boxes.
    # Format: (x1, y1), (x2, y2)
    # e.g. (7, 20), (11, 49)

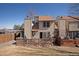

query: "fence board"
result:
(0, 33), (14, 43)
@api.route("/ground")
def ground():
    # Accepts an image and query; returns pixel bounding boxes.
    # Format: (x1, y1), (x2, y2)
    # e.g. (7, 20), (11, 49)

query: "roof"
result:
(34, 16), (54, 21)
(59, 16), (79, 20)
(69, 16), (79, 20)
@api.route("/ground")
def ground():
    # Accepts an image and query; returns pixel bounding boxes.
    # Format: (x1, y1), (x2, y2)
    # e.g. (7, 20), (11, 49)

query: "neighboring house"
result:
(24, 16), (56, 39)
(58, 16), (79, 39)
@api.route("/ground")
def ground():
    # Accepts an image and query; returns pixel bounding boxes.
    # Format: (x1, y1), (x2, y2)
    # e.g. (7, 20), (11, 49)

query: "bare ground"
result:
(0, 45), (79, 56)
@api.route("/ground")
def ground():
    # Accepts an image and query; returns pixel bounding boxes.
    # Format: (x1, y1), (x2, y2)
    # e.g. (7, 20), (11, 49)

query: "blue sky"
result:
(0, 3), (70, 29)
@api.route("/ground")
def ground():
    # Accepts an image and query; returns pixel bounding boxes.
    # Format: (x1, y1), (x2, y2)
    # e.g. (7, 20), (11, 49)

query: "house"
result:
(58, 16), (79, 40)
(24, 16), (56, 39)
(23, 15), (79, 47)
(24, 16), (79, 40)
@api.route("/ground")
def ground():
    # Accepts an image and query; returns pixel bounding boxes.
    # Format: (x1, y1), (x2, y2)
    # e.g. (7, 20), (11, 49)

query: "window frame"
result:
(43, 21), (50, 28)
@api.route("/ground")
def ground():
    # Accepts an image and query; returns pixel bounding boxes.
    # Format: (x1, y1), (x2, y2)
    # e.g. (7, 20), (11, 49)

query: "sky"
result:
(0, 3), (70, 29)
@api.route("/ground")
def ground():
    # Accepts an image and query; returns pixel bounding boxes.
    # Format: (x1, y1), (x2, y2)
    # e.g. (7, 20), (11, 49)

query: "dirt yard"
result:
(0, 45), (79, 56)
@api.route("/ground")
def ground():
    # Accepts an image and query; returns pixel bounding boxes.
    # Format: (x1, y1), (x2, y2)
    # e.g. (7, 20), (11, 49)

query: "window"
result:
(43, 21), (50, 27)
(43, 22), (46, 27)
(47, 22), (50, 27)
(40, 32), (50, 38)
(77, 22), (79, 28)
(67, 31), (79, 39)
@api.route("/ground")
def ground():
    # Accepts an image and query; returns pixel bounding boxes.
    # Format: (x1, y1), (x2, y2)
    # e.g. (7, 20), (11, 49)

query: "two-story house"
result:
(24, 16), (55, 39)
(24, 15), (79, 40)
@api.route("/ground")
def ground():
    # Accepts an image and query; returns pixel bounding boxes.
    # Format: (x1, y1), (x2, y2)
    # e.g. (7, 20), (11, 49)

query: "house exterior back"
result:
(24, 16), (56, 39)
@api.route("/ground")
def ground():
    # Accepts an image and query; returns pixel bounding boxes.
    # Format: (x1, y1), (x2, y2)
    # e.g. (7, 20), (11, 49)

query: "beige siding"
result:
(69, 22), (79, 31)
(48, 22), (55, 38)
(33, 31), (40, 39)
(58, 20), (66, 39)
(39, 22), (47, 30)
(39, 21), (51, 30)
(24, 20), (32, 39)
(33, 22), (55, 39)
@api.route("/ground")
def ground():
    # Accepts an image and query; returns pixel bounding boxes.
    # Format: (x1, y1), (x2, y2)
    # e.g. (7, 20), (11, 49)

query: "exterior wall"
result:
(33, 30), (50, 39)
(39, 31), (50, 39)
(69, 22), (79, 31)
(48, 22), (55, 38)
(39, 22), (48, 30)
(24, 20), (32, 39)
(33, 16), (55, 39)
(33, 31), (40, 39)
(66, 21), (79, 39)
(33, 30), (53, 39)
(39, 22), (43, 29)
(58, 20), (66, 39)
(58, 20), (79, 39)
(34, 22), (54, 39)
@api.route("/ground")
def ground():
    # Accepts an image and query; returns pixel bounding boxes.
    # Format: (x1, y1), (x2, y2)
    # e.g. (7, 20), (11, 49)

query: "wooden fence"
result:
(0, 33), (14, 43)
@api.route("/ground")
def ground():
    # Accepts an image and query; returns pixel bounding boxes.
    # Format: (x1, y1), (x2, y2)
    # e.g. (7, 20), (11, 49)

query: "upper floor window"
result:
(43, 21), (50, 27)
(77, 22), (79, 28)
